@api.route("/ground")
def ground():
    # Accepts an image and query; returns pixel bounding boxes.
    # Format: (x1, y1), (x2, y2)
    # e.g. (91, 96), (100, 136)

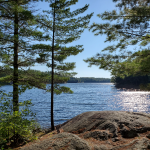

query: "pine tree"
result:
(0, 0), (50, 112)
(36, 0), (93, 130)
(84, 0), (150, 78)
(0, 0), (52, 144)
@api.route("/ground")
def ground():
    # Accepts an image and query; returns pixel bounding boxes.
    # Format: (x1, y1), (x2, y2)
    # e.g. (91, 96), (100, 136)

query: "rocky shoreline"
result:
(20, 111), (150, 150)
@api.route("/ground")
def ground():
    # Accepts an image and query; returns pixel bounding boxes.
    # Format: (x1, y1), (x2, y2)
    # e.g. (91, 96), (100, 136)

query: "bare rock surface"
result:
(60, 111), (150, 137)
(20, 132), (90, 150)
(20, 111), (150, 150)
(111, 138), (150, 150)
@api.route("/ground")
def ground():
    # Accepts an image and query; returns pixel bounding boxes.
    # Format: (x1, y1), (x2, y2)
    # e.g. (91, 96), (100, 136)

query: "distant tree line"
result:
(67, 77), (111, 83)
(0, 69), (50, 86)
(0, 70), (111, 85)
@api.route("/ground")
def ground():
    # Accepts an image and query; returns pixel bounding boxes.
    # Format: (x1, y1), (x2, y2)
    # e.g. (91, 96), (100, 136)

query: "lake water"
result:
(1, 83), (150, 128)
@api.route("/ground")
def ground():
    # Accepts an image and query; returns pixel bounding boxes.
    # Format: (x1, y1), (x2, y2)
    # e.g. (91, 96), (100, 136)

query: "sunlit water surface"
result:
(1, 83), (150, 128)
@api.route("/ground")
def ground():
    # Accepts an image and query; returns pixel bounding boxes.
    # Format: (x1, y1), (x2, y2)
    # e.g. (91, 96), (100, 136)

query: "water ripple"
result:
(1, 83), (150, 128)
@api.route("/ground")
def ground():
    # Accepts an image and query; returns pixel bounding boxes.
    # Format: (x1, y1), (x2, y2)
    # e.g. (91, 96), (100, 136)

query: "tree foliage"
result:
(0, 90), (40, 149)
(0, 0), (50, 145)
(84, 0), (150, 78)
(111, 74), (149, 88)
(0, 0), (50, 112)
(37, 0), (93, 130)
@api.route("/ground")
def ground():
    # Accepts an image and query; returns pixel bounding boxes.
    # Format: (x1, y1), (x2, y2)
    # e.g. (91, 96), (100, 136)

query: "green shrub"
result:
(0, 90), (40, 149)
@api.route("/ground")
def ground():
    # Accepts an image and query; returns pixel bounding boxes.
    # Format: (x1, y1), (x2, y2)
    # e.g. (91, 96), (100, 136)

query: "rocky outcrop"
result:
(60, 111), (150, 135)
(20, 111), (150, 150)
(20, 132), (90, 150)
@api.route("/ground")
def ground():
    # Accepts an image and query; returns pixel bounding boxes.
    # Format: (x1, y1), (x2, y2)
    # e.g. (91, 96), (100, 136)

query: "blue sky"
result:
(32, 0), (117, 78)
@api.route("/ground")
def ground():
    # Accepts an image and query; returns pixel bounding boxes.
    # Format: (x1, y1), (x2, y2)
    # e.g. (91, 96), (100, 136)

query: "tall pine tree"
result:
(0, 0), (55, 144)
(0, 0), (50, 112)
(36, 0), (93, 130)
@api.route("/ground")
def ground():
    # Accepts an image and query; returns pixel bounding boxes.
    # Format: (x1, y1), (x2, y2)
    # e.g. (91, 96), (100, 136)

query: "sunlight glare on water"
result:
(113, 91), (150, 112)
(1, 83), (150, 128)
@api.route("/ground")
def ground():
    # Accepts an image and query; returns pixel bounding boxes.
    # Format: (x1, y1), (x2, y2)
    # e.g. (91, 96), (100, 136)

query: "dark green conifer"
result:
(0, 0), (50, 112)
(37, 0), (93, 130)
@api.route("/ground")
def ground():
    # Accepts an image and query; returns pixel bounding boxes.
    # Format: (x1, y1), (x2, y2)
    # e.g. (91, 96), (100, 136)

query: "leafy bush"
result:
(0, 90), (40, 149)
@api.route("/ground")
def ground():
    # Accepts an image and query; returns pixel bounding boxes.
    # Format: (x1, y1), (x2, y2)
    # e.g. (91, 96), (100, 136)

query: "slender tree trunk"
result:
(51, 3), (55, 131)
(13, 0), (19, 112)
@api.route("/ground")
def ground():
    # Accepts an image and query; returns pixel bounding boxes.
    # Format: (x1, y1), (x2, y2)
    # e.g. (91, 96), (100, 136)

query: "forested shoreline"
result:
(84, 0), (150, 91)
(67, 77), (110, 83)
(0, 70), (111, 84)
(111, 75), (150, 90)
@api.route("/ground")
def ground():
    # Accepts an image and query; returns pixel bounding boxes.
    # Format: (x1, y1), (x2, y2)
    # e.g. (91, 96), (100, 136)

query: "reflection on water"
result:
(1, 83), (150, 127)
(112, 90), (150, 113)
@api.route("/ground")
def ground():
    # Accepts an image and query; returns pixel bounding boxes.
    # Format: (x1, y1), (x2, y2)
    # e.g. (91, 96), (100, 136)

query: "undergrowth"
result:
(0, 90), (40, 149)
